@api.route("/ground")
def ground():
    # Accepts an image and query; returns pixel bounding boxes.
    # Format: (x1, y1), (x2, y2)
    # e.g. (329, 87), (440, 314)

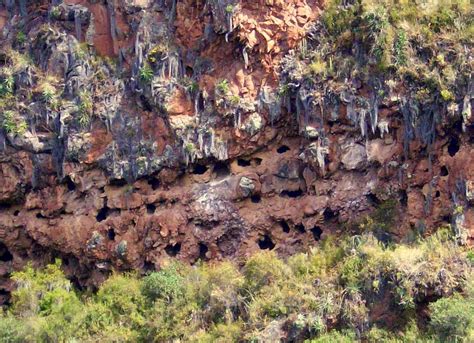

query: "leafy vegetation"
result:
(1, 232), (472, 342)
(1, 110), (28, 136)
(279, 0), (473, 152)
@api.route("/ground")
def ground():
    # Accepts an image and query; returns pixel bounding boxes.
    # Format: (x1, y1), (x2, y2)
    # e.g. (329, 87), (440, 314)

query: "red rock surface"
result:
(0, 0), (472, 302)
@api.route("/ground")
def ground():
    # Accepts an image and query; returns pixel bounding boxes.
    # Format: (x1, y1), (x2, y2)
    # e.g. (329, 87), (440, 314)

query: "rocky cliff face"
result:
(0, 0), (472, 303)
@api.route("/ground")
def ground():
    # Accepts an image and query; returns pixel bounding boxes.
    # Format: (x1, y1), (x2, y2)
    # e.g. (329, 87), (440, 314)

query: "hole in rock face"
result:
(213, 161), (230, 178)
(251, 194), (261, 203)
(148, 178), (160, 190)
(107, 228), (116, 241)
(64, 176), (76, 191)
(435, 191), (441, 198)
(143, 261), (155, 272)
(311, 226), (323, 241)
(442, 215), (452, 224)
(0, 243), (13, 262)
(280, 189), (303, 198)
(0, 204), (11, 210)
(448, 136), (460, 157)
(440, 166), (449, 176)
(323, 208), (337, 221)
(36, 212), (46, 219)
(146, 204), (156, 214)
(258, 234), (275, 250)
(13, 210), (20, 216)
(399, 190), (408, 207)
(277, 145), (290, 154)
(237, 158), (251, 167)
(96, 206), (109, 222)
(193, 164), (208, 175)
(366, 193), (380, 206)
(295, 223), (306, 233)
(279, 221), (290, 233)
(165, 243), (181, 257)
(253, 158), (263, 166)
(185, 66), (194, 77)
(198, 243), (209, 260)
(109, 178), (128, 187)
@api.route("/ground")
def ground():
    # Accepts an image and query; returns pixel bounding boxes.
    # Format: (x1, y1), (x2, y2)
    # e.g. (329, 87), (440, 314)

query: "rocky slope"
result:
(0, 0), (472, 303)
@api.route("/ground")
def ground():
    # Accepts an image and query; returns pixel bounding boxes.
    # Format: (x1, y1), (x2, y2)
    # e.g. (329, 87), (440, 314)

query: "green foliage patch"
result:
(1, 234), (473, 342)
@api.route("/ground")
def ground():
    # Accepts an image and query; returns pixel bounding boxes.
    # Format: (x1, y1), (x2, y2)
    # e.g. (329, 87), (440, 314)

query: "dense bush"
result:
(0, 232), (472, 342)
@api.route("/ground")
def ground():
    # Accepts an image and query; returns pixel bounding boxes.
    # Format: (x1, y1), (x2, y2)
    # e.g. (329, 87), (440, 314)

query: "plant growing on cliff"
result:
(77, 91), (93, 127)
(1, 110), (28, 136)
(215, 79), (230, 96)
(139, 64), (154, 83)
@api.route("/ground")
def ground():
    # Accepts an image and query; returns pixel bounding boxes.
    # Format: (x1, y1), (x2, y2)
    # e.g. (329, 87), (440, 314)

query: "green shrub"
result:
(139, 64), (154, 83)
(141, 262), (186, 303)
(429, 291), (474, 342)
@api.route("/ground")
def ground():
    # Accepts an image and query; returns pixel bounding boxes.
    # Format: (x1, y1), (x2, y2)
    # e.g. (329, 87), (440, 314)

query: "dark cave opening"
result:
(36, 212), (46, 219)
(13, 210), (20, 216)
(64, 175), (76, 191)
(323, 208), (337, 221)
(311, 226), (323, 241)
(198, 243), (209, 260)
(295, 223), (306, 233)
(107, 228), (116, 241)
(366, 193), (380, 206)
(258, 234), (275, 250)
(109, 178), (128, 187)
(253, 158), (263, 166)
(251, 194), (261, 203)
(435, 191), (441, 198)
(193, 164), (208, 175)
(440, 166), (449, 176)
(165, 242), (181, 257)
(237, 158), (251, 167)
(146, 203), (156, 214)
(280, 189), (303, 198)
(279, 220), (290, 233)
(0, 243), (13, 262)
(277, 145), (290, 154)
(143, 261), (155, 272)
(213, 161), (230, 178)
(447, 136), (460, 157)
(400, 190), (408, 207)
(96, 206), (109, 222)
(148, 177), (160, 190)
(185, 66), (194, 78)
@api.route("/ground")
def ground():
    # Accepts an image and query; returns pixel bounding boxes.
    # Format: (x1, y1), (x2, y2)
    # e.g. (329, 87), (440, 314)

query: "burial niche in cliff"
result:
(96, 206), (109, 222)
(107, 228), (116, 241)
(258, 234), (275, 250)
(251, 194), (261, 203)
(64, 176), (76, 191)
(295, 223), (306, 233)
(198, 243), (209, 260)
(165, 242), (181, 257)
(0, 243), (13, 262)
(448, 135), (460, 157)
(237, 158), (251, 167)
(280, 189), (303, 198)
(193, 164), (208, 175)
(311, 226), (323, 241)
(146, 204), (156, 214)
(279, 221), (290, 233)
(440, 166), (449, 176)
(213, 161), (230, 179)
(277, 145), (290, 154)
(148, 177), (160, 190)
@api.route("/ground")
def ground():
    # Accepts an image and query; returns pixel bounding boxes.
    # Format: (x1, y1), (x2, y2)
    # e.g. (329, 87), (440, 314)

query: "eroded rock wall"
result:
(0, 0), (472, 301)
